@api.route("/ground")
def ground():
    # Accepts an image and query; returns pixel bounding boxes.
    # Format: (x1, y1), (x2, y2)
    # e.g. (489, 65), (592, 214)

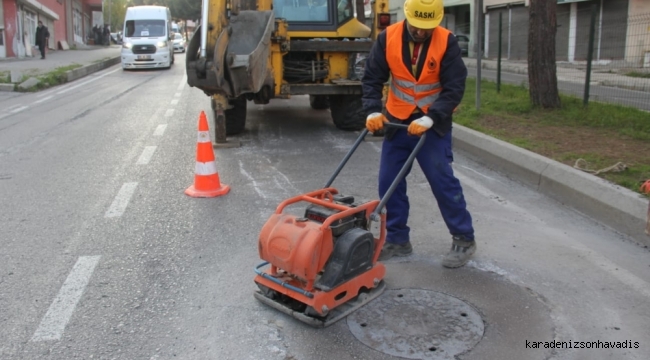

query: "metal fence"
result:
(469, 6), (650, 111)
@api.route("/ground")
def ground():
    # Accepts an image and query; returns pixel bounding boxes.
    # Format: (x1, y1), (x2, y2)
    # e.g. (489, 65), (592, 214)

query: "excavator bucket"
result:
(225, 10), (275, 97)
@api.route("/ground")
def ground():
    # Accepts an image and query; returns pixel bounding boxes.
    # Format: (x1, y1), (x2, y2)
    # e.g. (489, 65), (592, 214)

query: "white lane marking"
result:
(454, 168), (540, 223)
(369, 141), (382, 153)
(456, 164), (500, 182)
(239, 160), (267, 199)
(0, 106), (29, 119)
(105, 182), (138, 218)
(34, 96), (54, 104)
(170, 99), (179, 106)
(177, 75), (186, 91)
(0, 69), (120, 120)
(31, 256), (101, 341)
(57, 68), (121, 95)
(174, 92), (181, 98)
(164, 109), (175, 117)
(153, 124), (167, 136)
(10, 106), (28, 113)
(37, 82), (74, 97)
(467, 260), (510, 277)
(136, 146), (157, 165)
(6, 103), (24, 111)
(566, 240), (650, 299)
(455, 167), (650, 300)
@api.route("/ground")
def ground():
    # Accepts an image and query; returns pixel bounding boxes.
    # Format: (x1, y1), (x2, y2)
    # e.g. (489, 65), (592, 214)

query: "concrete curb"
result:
(464, 60), (527, 76)
(66, 56), (121, 82)
(452, 124), (649, 246)
(1, 56), (121, 92)
(0, 83), (15, 92)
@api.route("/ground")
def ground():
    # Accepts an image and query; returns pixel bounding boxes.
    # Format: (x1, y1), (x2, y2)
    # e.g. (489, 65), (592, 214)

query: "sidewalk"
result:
(463, 58), (650, 92)
(0, 45), (121, 91)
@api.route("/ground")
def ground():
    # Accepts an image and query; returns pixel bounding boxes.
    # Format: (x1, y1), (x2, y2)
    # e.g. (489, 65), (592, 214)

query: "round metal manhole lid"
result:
(347, 289), (484, 360)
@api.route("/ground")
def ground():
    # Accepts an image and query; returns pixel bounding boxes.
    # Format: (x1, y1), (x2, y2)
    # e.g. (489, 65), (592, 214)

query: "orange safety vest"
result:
(385, 21), (450, 119)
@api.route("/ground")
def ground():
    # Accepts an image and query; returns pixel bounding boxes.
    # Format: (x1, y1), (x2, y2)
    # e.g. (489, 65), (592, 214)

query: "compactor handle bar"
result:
(323, 123), (427, 221)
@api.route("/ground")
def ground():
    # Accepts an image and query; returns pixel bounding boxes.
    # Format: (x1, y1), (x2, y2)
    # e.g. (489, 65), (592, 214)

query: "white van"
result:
(121, 6), (174, 69)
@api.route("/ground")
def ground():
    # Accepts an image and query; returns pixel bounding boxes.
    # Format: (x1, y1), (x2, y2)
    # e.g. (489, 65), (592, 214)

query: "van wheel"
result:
(212, 97), (247, 135)
(329, 95), (365, 131)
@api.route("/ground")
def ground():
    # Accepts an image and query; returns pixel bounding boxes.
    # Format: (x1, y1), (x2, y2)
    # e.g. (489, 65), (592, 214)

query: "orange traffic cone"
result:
(185, 111), (230, 198)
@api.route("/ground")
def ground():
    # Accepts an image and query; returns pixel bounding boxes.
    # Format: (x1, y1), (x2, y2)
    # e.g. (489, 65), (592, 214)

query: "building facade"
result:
(384, 0), (648, 66)
(483, 0), (650, 66)
(1, 0), (101, 58)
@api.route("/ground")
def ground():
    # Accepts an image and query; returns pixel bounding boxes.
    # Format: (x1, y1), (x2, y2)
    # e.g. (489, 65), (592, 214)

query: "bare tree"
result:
(528, 0), (560, 108)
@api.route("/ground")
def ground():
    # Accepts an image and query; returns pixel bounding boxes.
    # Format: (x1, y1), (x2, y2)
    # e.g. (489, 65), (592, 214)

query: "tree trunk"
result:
(356, 0), (366, 24)
(528, 0), (561, 108)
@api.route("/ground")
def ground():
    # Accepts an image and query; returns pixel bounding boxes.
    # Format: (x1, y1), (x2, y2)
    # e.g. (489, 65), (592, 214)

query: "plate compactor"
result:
(253, 125), (426, 327)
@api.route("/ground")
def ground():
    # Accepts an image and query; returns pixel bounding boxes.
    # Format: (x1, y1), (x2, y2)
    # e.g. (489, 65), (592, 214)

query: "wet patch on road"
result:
(347, 260), (555, 360)
(348, 289), (484, 359)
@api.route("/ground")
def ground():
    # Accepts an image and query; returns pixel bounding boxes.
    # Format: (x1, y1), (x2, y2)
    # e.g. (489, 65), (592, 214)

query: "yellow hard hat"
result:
(404, 0), (444, 29)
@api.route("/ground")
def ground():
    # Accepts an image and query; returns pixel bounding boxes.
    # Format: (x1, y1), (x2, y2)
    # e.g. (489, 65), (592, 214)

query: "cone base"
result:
(184, 184), (230, 198)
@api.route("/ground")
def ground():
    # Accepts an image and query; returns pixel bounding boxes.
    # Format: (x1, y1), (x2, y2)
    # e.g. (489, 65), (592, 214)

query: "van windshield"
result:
(125, 19), (166, 37)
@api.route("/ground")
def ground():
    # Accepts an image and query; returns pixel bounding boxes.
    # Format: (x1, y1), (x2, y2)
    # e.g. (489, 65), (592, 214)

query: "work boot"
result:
(442, 236), (476, 268)
(378, 241), (412, 261)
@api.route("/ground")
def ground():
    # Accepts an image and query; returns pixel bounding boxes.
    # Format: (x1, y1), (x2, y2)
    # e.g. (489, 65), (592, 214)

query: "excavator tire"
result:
(329, 95), (365, 131)
(309, 95), (330, 110)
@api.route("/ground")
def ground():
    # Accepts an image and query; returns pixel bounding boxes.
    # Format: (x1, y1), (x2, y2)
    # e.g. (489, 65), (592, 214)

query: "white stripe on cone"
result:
(197, 131), (211, 143)
(195, 161), (218, 175)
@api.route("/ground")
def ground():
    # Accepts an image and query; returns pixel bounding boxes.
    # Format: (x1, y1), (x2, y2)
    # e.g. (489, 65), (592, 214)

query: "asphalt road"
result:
(468, 68), (650, 111)
(1, 56), (649, 360)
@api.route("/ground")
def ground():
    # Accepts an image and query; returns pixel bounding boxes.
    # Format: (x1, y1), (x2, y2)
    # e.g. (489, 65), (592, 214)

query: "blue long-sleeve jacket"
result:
(362, 22), (468, 136)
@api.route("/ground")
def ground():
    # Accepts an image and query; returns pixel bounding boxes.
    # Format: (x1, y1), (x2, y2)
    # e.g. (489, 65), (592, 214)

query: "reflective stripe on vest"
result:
(385, 21), (450, 119)
(390, 79), (441, 108)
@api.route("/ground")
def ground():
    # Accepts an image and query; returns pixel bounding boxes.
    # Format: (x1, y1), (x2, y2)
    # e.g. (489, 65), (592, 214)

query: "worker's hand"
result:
(366, 113), (388, 133)
(407, 116), (433, 136)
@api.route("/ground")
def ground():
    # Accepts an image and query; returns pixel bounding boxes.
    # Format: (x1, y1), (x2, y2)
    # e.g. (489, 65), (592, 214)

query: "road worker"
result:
(362, 0), (476, 267)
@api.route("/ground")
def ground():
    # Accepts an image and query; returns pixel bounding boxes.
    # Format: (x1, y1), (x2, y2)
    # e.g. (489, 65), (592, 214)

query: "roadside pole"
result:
(497, 12), (502, 93)
(583, 4), (597, 107)
(475, 0), (483, 110)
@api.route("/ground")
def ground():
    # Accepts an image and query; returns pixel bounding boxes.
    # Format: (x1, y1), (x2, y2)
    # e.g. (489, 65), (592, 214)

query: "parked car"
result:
(172, 33), (185, 53)
(456, 34), (469, 57)
(110, 32), (123, 45)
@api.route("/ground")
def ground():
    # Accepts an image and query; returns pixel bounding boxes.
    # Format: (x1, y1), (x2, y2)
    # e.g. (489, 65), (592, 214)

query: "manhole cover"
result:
(347, 289), (484, 360)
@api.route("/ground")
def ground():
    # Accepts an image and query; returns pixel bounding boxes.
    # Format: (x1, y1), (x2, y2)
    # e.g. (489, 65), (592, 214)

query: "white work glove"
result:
(366, 112), (388, 133)
(407, 115), (433, 136)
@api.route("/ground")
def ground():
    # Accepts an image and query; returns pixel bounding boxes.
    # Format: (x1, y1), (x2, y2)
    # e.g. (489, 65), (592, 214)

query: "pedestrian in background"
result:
(92, 25), (99, 45)
(362, 0), (476, 268)
(103, 25), (111, 46)
(35, 20), (50, 59)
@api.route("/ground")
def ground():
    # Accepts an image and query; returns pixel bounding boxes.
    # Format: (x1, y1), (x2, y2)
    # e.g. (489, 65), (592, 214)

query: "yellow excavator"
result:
(186, 0), (390, 143)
